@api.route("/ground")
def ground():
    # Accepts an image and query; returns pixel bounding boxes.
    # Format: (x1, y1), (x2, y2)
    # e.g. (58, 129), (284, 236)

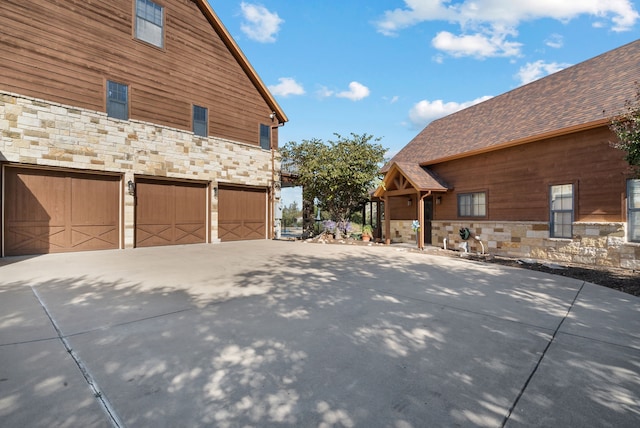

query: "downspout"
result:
(418, 191), (431, 250)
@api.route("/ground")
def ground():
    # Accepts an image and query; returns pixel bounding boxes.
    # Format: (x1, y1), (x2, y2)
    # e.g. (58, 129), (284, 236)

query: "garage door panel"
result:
(218, 186), (266, 242)
(174, 224), (206, 244)
(4, 168), (120, 256)
(175, 185), (206, 223)
(71, 226), (119, 250)
(136, 182), (173, 223)
(71, 177), (120, 225)
(6, 170), (65, 223)
(135, 224), (173, 247)
(135, 180), (207, 248)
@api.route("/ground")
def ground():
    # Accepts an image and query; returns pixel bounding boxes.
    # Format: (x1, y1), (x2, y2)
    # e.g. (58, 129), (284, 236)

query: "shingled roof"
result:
(388, 39), (640, 168)
(374, 162), (450, 197)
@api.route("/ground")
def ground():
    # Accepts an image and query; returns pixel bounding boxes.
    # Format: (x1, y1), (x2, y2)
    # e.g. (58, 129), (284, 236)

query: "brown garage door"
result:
(218, 186), (266, 241)
(135, 178), (207, 247)
(3, 167), (120, 256)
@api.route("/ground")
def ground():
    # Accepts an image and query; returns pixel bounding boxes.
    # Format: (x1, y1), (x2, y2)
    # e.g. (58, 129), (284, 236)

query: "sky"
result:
(209, 0), (640, 207)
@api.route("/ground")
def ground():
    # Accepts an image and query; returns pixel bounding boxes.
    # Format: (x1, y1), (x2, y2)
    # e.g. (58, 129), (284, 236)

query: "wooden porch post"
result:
(418, 191), (431, 250)
(384, 196), (391, 245)
(417, 191), (424, 249)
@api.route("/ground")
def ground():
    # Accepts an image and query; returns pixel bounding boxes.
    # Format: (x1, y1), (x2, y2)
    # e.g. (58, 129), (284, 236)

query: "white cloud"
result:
(545, 33), (564, 49)
(316, 86), (334, 98)
(268, 77), (305, 97)
(336, 82), (370, 101)
(515, 60), (571, 85)
(375, 0), (639, 58)
(432, 30), (522, 58)
(409, 95), (493, 128)
(240, 2), (283, 43)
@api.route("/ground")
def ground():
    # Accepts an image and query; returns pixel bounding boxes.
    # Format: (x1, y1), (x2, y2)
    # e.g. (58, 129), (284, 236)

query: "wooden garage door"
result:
(135, 179), (207, 247)
(218, 186), (266, 241)
(4, 167), (120, 256)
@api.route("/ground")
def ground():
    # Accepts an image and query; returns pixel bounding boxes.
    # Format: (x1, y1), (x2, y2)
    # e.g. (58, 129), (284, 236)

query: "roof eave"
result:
(419, 118), (611, 166)
(195, 0), (288, 124)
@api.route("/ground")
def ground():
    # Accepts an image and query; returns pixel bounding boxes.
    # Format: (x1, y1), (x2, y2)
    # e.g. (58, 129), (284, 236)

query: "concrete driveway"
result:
(1, 241), (639, 427)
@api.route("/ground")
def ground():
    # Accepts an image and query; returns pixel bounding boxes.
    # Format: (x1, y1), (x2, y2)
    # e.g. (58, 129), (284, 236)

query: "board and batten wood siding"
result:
(0, 0), (276, 148)
(430, 126), (629, 223)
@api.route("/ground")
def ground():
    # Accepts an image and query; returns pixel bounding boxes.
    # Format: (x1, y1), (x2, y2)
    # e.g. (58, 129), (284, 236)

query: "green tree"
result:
(281, 133), (387, 232)
(282, 201), (301, 228)
(610, 82), (640, 177)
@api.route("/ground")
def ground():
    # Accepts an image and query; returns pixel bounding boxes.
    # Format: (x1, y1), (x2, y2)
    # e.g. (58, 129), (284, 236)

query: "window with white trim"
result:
(550, 184), (573, 238)
(135, 0), (164, 48)
(457, 192), (486, 217)
(627, 179), (640, 242)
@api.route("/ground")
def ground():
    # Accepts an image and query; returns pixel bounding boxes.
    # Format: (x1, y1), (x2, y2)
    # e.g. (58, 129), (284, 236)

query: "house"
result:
(375, 39), (640, 269)
(0, 0), (287, 256)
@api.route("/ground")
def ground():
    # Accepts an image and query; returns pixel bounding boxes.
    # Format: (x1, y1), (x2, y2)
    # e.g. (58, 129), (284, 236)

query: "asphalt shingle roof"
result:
(389, 39), (640, 167)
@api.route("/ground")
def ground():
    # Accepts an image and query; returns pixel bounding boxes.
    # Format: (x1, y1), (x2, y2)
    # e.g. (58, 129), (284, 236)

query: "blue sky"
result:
(210, 0), (640, 207)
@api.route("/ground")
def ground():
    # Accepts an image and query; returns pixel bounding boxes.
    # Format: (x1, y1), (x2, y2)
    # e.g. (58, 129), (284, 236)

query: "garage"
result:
(135, 178), (208, 248)
(218, 185), (266, 241)
(3, 166), (120, 256)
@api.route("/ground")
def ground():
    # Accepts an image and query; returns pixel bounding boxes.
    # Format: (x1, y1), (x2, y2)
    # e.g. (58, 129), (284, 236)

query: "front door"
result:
(423, 196), (433, 245)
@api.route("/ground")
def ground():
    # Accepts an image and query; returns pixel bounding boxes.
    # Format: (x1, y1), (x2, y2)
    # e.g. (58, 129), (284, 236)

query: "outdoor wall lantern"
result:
(436, 196), (442, 205)
(213, 186), (218, 198)
(407, 197), (412, 206)
(127, 180), (135, 196)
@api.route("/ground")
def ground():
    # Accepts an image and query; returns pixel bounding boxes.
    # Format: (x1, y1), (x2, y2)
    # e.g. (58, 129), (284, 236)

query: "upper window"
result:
(260, 124), (271, 150)
(106, 80), (128, 120)
(627, 179), (640, 242)
(457, 192), (486, 217)
(193, 105), (207, 137)
(135, 0), (164, 48)
(550, 184), (573, 238)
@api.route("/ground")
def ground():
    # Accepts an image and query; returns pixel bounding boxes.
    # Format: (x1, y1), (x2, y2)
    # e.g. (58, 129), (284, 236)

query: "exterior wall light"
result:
(127, 180), (135, 196)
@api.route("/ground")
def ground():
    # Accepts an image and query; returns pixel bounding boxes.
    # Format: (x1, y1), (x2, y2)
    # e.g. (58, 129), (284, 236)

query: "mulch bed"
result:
(472, 255), (640, 296)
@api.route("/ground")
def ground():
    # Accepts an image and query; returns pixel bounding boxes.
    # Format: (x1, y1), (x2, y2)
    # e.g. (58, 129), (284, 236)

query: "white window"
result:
(628, 179), (640, 242)
(136, 0), (164, 48)
(550, 184), (573, 238)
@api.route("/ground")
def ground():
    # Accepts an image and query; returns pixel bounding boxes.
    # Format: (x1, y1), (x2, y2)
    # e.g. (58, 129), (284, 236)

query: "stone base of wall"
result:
(389, 220), (417, 244)
(432, 220), (640, 270)
(1, 91), (278, 249)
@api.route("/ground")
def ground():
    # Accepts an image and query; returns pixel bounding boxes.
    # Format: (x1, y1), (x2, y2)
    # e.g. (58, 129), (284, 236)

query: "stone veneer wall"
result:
(0, 91), (279, 247)
(432, 220), (640, 270)
(389, 220), (418, 244)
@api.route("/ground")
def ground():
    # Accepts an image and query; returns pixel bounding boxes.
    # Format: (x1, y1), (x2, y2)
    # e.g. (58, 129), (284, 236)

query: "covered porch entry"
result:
(373, 162), (449, 249)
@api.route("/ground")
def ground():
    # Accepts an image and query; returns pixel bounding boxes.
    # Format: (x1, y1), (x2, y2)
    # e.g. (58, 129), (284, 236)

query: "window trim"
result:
(627, 179), (640, 242)
(106, 80), (129, 120)
(192, 105), (208, 137)
(457, 191), (487, 218)
(134, 0), (165, 49)
(549, 183), (574, 239)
